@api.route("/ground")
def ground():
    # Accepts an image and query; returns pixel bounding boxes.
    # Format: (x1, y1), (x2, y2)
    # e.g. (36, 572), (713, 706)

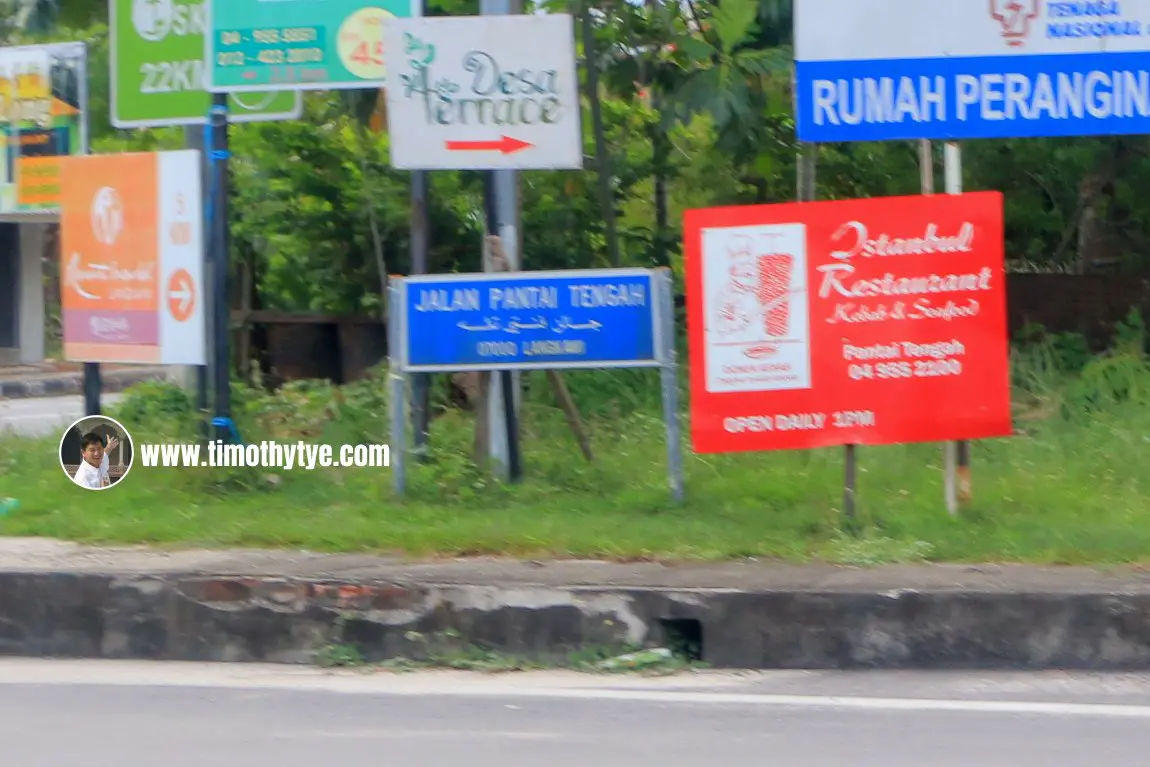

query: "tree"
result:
(1, 0), (58, 40)
(669, 0), (793, 197)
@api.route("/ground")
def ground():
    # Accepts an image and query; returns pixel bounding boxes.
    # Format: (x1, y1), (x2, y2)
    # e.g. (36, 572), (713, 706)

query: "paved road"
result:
(0, 394), (123, 438)
(1, 661), (1148, 766)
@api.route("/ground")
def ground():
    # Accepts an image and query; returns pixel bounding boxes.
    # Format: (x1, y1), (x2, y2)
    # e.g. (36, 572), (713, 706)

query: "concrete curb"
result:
(0, 370), (166, 400)
(3, 570), (1150, 668)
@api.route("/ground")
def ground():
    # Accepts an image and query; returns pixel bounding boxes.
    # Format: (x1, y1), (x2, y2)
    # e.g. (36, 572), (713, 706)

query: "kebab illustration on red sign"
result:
(712, 232), (800, 359)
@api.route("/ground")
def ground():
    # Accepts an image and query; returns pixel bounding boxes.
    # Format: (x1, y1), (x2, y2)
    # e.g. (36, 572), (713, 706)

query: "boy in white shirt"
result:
(72, 432), (120, 490)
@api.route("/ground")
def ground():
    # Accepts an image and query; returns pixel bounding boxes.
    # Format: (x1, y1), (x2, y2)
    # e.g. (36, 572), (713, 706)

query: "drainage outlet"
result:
(659, 618), (703, 662)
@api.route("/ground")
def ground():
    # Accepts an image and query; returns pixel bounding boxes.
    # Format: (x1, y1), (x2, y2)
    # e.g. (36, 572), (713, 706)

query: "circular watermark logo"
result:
(132, 0), (174, 42)
(91, 186), (123, 246)
(60, 416), (135, 491)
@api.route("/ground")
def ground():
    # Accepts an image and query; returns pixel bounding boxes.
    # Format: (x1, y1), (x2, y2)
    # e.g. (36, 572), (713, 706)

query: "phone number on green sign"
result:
(217, 49), (324, 67)
(216, 27), (326, 68)
(219, 28), (320, 46)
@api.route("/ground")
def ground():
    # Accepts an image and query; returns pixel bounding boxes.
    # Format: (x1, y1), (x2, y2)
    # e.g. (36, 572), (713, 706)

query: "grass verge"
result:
(3, 322), (1150, 565)
(314, 631), (702, 675)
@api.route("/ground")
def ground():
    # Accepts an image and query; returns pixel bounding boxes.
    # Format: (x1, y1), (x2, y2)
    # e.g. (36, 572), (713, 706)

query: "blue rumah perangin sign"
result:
(398, 269), (662, 372)
(795, 0), (1150, 142)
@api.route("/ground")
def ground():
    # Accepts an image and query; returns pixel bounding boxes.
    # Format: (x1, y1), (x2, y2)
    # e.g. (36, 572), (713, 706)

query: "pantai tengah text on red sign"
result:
(684, 191), (1012, 454)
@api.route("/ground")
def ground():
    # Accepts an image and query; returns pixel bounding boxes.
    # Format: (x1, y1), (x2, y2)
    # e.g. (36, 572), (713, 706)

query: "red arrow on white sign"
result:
(444, 136), (534, 155)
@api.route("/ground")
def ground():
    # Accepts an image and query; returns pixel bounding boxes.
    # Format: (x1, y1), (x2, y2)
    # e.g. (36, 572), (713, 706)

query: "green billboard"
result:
(111, 0), (302, 128)
(206, 0), (420, 93)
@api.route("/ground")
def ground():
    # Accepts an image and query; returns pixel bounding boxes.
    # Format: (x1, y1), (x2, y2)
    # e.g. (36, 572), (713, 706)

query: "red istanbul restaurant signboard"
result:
(684, 191), (1012, 454)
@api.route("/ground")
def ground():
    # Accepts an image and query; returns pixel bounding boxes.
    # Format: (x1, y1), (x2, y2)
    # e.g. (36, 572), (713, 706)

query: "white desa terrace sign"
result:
(382, 14), (583, 170)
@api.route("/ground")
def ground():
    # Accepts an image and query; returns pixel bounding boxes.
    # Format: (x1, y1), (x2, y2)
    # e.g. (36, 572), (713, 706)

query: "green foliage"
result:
(113, 379), (200, 438)
(1010, 315), (1150, 437)
(27, 1), (1150, 312)
(1, 0), (57, 40)
(324, 630), (700, 674)
(1062, 352), (1150, 417)
(315, 643), (368, 668)
(239, 372), (391, 446)
(6, 342), (1150, 565)
(1114, 308), (1148, 352)
(820, 534), (935, 566)
(9, 1), (1150, 571)
(1014, 325), (1093, 379)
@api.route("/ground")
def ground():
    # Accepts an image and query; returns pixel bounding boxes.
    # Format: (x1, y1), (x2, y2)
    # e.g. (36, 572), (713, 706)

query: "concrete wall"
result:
(2, 573), (1150, 669)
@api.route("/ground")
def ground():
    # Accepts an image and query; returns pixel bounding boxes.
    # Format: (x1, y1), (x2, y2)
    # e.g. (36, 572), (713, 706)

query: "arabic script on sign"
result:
(456, 315), (605, 334)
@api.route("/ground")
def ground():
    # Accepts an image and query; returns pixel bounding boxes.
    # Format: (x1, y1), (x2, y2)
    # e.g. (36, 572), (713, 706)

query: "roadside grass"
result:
(314, 631), (701, 675)
(3, 322), (1150, 565)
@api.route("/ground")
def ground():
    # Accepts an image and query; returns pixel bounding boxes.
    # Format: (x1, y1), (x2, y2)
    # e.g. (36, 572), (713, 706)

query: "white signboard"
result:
(382, 14), (583, 170)
(795, 0), (1150, 142)
(700, 223), (812, 394)
(157, 150), (206, 365)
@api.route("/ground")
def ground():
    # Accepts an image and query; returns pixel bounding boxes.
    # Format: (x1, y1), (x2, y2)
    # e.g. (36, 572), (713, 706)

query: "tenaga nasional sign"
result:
(795, 0), (1150, 142)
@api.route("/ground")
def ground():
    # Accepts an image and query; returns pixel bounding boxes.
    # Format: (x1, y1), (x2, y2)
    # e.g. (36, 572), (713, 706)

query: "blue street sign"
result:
(795, 0), (1150, 142)
(400, 269), (661, 372)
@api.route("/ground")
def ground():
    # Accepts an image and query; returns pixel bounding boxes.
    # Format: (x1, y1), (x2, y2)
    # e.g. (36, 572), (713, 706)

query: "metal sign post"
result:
(409, 168), (431, 455)
(388, 280), (408, 497)
(208, 96), (232, 443)
(482, 176), (522, 482)
(943, 140), (970, 516)
(655, 268), (684, 503)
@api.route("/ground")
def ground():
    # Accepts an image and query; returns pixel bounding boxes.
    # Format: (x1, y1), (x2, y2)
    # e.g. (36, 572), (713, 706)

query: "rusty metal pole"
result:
(943, 141), (969, 515)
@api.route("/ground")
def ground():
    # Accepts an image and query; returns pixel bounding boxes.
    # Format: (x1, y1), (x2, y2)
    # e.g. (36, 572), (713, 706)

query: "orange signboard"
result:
(17, 156), (61, 207)
(59, 152), (161, 363)
(59, 343), (162, 363)
(59, 149), (206, 366)
(60, 153), (159, 313)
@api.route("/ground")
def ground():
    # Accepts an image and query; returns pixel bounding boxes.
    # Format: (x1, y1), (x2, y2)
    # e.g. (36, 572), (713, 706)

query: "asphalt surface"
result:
(0, 661), (1148, 766)
(0, 393), (123, 437)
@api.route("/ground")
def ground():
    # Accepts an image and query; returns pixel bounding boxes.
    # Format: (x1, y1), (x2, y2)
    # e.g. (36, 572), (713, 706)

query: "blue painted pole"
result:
(208, 95), (232, 444)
